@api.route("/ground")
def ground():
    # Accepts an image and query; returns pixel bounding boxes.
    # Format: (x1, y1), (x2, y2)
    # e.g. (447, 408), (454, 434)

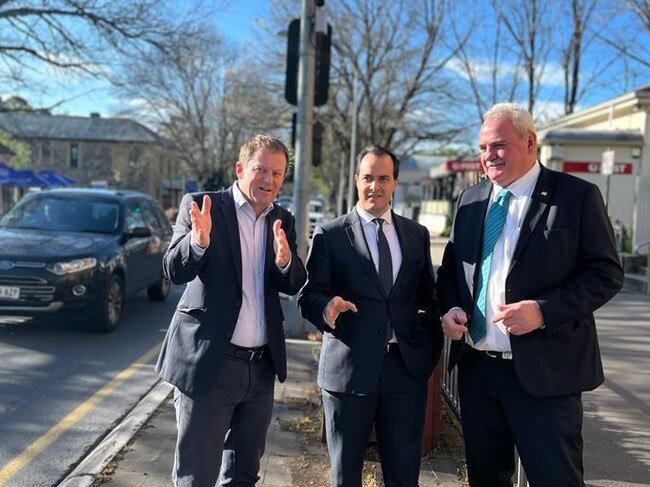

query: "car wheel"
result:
(147, 274), (170, 302)
(93, 273), (124, 332)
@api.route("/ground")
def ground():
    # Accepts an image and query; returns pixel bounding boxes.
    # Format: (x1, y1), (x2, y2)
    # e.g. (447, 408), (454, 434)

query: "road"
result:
(0, 285), (182, 487)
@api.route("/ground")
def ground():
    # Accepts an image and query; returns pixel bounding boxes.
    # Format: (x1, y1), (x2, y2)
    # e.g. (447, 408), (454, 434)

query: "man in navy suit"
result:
(156, 134), (306, 487)
(436, 104), (623, 486)
(299, 146), (443, 487)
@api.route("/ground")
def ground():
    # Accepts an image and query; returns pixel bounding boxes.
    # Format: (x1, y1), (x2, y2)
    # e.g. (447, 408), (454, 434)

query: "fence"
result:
(440, 337), (530, 486)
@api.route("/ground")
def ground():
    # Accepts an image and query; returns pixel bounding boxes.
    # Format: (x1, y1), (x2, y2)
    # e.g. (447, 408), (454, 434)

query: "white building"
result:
(538, 84), (650, 253)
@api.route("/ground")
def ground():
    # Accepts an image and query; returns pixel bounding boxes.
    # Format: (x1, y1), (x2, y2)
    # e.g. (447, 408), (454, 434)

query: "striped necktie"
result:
(469, 188), (511, 344)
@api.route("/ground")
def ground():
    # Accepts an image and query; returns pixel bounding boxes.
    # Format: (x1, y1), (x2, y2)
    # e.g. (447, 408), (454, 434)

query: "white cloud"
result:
(447, 58), (565, 87)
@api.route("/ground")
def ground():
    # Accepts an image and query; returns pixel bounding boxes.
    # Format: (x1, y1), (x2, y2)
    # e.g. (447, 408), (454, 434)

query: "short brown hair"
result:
(238, 134), (289, 168)
(355, 145), (400, 179)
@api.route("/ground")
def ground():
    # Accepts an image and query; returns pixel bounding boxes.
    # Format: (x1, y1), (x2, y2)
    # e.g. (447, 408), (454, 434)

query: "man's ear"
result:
(235, 161), (244, 179)
(527, 132), (537, 154)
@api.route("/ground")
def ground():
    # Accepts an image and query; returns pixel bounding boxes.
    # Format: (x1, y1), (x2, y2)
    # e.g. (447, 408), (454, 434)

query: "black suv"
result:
(0, 188), (173, 331)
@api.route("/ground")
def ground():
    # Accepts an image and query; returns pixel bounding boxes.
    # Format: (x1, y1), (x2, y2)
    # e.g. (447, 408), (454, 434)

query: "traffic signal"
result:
(290, 113), (324, 168)
(285, 19), (332, 107)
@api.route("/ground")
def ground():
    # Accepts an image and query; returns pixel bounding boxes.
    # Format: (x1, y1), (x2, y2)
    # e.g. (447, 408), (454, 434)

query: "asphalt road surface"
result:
(0, 285), (182, 487)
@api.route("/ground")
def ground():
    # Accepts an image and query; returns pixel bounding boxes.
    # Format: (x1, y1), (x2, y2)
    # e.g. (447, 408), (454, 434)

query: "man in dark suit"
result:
(436, 103), (623, 486)
(156, 134), (306, 487)
(299, 146), (443, 487)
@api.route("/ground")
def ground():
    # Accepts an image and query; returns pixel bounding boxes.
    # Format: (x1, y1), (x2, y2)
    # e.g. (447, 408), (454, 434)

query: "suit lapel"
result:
(391, 212), (408, 292)
(468, 181), (493, 295)
(219, 186), (243, 289)
(509, 165), (555, 273)
(345, 209), (386, 297)
(264, 206), (280, 285)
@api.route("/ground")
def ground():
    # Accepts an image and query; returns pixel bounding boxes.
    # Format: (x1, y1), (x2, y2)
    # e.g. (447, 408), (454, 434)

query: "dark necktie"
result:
(468, 188), (511, 344)
(373, 218), (393, 295)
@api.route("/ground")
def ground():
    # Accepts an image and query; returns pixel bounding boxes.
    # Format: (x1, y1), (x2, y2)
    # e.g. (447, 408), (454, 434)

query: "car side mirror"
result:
(124, 226), (152, 239)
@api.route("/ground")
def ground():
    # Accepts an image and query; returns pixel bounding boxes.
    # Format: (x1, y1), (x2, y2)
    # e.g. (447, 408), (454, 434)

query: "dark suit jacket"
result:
(436, 164), (623, 397)
(155, 186), (306, 394)
(299, 208), (443, 395)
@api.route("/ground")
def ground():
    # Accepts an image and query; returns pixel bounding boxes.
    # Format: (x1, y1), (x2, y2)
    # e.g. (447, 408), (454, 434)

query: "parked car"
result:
(0, 188), (173, 331)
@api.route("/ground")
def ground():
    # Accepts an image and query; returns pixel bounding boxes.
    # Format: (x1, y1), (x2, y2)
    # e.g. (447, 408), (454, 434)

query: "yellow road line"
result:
(0, 342), (161, 486)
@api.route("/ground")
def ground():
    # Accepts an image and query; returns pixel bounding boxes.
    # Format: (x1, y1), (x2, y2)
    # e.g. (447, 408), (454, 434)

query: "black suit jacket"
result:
(155, 186), (306, 394)
(436, 164), (623, 397)
(299, 208), (443, 395)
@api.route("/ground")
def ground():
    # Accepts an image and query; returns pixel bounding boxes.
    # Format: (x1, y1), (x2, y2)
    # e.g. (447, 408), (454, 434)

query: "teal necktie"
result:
(469, 188), (511, 344)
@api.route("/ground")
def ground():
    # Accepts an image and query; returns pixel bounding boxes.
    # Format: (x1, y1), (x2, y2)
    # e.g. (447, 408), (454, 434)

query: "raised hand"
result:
(190, 195), (212, 248)
(323, 296), (358, 329)
(273, 219), (290, 268)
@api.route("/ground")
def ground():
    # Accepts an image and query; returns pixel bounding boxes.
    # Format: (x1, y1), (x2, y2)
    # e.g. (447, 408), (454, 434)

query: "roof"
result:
(539, 128), (645, 146)
(0, 112), (162, 143)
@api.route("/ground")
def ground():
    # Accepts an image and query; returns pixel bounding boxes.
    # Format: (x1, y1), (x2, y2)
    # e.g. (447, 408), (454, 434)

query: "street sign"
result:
(601, 150), (615, 176)
(185, 180), (198, 193)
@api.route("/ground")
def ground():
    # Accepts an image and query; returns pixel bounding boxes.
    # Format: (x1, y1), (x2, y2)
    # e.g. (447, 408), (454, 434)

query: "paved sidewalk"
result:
(72, 339), (463, 487)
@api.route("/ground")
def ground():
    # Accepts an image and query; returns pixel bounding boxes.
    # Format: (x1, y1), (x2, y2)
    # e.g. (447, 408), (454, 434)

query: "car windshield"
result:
(0, 196), (120, 234)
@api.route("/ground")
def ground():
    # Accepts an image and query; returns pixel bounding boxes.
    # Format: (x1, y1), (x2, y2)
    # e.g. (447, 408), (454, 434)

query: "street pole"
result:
(288, 0), (316, 337)
(347, 68), (358, 211)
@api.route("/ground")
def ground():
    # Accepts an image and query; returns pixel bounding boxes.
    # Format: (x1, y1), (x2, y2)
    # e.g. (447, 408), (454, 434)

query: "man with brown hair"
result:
(156, 134), (306, 486)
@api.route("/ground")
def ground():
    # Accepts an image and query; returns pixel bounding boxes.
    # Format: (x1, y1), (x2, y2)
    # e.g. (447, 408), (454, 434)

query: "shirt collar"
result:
(493, 162), (541, 201)
(356, 204), (393, 226)
(233, 182), (273, 217)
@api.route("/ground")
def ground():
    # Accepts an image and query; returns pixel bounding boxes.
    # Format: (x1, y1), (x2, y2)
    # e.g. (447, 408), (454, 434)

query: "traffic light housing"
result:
(285, 19), (331, 107)
(291, 113), (324, 167)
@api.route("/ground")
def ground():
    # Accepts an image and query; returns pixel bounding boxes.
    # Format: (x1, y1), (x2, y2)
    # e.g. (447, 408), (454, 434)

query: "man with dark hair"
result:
(436, 103), (623, 486)
(299, 145), (443, 487)
(157, 134), (306, 487)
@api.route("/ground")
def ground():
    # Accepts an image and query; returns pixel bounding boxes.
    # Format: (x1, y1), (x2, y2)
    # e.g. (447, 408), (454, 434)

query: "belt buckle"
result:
(250, 349), (263, 361)
(485, 350), (498, 359)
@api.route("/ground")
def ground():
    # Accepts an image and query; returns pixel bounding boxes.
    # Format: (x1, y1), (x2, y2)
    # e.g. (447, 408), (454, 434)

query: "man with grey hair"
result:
(157, 134), (306, 486)
(436, 103), (623, 486)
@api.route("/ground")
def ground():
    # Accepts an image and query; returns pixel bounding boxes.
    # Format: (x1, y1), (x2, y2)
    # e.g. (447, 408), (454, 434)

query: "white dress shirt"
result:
(356, 204), (402, 342)
(190, 183), (279, 347)
(472, 163), (541, 352)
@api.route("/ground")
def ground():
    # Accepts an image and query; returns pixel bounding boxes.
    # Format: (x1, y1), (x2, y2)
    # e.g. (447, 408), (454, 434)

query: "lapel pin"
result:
(541, 191), (547, 196)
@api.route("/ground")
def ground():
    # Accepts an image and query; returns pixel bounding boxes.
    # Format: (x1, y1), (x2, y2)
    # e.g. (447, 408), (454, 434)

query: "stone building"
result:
(0, 111), (181, 208)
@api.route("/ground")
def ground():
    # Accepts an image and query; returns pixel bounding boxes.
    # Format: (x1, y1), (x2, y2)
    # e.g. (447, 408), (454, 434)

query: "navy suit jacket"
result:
(156, 186), (306, 394)
(436, 164), (623, 397)
(299, 208), (443, 395)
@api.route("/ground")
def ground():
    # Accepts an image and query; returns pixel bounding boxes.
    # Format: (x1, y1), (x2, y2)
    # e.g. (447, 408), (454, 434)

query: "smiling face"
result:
(235, 147), (287, 216)
(478, 116), (537, 187)
(355, 153), (398, 217)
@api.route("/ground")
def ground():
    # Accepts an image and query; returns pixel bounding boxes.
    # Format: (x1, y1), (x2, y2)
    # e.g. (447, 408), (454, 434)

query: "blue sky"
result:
(8, 0), (271, 118)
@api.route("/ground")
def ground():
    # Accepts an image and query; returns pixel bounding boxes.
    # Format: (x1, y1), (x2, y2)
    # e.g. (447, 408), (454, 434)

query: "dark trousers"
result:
(322, 350), (427, 487)
(458, 348), (585, 487)
(172, 352), (275, 487)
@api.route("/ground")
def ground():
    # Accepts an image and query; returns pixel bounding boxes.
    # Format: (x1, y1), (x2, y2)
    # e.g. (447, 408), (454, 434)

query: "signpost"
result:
(602, 150), (615, 211)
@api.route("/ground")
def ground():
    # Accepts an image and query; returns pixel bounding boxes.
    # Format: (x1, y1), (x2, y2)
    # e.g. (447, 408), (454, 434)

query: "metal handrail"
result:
(633, 240), (650, 296)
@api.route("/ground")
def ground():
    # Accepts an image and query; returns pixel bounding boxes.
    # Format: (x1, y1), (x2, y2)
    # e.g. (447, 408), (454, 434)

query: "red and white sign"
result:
(446, 160), (482, 172)
(563, 161), (633, 175)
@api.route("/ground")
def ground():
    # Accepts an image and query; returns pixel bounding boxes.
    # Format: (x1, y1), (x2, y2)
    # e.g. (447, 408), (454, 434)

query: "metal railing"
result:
(633, 240), (650, 296)
(440, 336), (529, 486)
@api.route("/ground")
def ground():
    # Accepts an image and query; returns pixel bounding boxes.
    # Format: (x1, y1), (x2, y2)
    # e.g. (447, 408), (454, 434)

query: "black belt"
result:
(228, 344), (269, 361)
(468, 347), (513, 360)
(384, 342), (401, 356)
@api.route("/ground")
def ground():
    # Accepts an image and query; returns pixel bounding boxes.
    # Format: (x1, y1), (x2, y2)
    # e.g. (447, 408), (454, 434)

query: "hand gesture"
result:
(441, 308), (468, 340)
(273, 219), (290, 268)
(492, 300), (543, 335)
(190, 195), (212, 248)
(323, 296), (358, 329)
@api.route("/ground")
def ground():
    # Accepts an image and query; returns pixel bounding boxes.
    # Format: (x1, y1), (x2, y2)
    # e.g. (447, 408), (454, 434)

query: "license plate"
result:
(0, 286), (20, 300)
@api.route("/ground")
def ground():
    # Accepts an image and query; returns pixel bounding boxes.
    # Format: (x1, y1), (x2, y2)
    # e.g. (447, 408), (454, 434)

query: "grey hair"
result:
(483, 103), (536, 139)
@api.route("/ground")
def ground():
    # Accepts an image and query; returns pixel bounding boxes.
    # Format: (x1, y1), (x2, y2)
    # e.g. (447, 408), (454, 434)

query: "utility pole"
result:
(289, 0), (316, 337)
(347, 69), (358, 211)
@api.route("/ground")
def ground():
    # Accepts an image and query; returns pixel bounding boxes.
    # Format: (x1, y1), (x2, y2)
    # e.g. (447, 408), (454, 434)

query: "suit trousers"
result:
(172, 352), (275, 487)
(458, 347), (585, 487)
(322, 350), (427, 487)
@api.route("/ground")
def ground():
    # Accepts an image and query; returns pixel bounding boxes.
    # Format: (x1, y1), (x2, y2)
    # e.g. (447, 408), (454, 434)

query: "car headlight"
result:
(47, 258), (98, 275)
